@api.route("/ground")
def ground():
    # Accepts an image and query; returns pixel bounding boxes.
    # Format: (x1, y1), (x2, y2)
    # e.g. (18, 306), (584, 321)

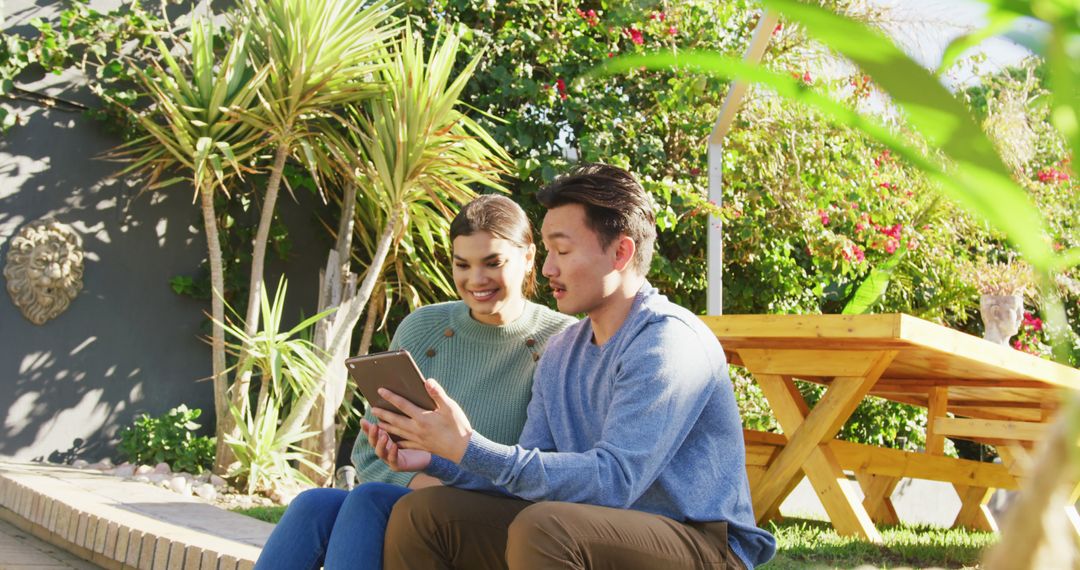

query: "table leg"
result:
(856, 473), (900, 526)
(952, 484), (998, 532)
(760, 473), (805, 524)
(742, 350), (896, 542)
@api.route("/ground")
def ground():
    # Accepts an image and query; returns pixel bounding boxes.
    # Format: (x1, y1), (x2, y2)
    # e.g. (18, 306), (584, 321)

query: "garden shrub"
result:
(117, 405), (215, 474)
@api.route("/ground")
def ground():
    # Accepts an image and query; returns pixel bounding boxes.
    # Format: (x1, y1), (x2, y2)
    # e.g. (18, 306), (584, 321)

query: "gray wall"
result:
(1, 0), (326, 462)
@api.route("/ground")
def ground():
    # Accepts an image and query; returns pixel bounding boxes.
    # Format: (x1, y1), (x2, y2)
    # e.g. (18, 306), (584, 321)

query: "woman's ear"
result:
(525, 243), (537, 265)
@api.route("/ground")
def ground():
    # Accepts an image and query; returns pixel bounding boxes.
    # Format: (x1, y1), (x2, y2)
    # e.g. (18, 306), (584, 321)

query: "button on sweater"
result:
(352, 300), (576, 487)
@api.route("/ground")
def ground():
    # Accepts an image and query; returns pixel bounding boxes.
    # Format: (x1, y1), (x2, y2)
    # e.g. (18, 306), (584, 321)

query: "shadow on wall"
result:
(0, 103), (215, 462)
(0, 106), (329, 463)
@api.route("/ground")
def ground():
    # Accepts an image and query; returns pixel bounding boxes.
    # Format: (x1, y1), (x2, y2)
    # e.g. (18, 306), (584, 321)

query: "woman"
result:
(254, 195), (575, 570)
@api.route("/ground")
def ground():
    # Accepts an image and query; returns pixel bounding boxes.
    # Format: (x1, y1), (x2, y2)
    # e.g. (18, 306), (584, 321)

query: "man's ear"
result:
(611, 235), (637, 272)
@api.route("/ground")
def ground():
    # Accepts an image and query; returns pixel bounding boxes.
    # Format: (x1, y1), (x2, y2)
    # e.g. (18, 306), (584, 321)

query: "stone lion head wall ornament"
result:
(4, 219), (85, 325)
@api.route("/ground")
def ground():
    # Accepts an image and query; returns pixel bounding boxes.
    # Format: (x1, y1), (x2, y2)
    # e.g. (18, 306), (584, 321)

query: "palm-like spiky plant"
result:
(279, 25), (512, 448)
(227, 0), (400, 432)
(111, 17), (268, 473)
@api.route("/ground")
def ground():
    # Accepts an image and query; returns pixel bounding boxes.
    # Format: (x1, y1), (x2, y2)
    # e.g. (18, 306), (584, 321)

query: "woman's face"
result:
(452, 231), (535, 326)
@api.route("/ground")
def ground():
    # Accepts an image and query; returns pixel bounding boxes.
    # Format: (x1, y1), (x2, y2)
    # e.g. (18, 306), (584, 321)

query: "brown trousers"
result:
(383, 487), (745, 570)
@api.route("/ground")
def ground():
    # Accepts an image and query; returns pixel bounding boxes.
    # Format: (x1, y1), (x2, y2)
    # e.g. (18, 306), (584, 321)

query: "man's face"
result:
(540, 204), (621, 315)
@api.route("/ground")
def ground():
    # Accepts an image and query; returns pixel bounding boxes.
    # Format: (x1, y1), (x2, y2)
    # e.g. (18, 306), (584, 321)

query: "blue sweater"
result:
(427, 284), (777, 568)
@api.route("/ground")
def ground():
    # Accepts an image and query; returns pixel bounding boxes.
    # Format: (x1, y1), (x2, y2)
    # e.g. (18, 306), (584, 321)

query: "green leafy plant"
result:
(0, 0), (167, 136)
(219, 277), (334, 494)
(111, 13), (270, 473)
(117, 405), (215, 474)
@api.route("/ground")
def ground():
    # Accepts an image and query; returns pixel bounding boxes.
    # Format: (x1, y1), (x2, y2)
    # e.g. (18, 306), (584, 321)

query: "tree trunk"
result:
(357, 282), (381, 357)
(201, 189), (235, 475)
(278, 206), (401, 441)
(229, 143), (291, 436)
(299, 182), (359, 485)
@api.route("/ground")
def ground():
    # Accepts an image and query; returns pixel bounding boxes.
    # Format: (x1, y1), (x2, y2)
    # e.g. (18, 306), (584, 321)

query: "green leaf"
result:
(842, 252), (904, 315)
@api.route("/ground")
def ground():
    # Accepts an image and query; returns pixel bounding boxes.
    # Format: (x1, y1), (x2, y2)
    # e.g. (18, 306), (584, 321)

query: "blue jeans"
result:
(254, 482), (412, 570)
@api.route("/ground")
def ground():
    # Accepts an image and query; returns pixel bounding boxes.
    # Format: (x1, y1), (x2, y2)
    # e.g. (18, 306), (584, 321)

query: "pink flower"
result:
(1037, 167), (1069, 183)
(576, 8), (599, 26)
(625, 27), (644, 45)
(668, 26), (678, 35)
(855, 222), (866, 233)
(841, 244), (866, 264)
(880, 223), (902, 239)
(884, 237), (899, 254)
(802, 71), (812, 84)
(818, 209), (830, 226)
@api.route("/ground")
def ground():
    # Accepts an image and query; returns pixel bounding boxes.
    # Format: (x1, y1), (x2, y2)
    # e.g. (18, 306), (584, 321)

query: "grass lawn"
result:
(762, 517), (997, 569)
(231, 507), (997, 568)
(233, 505), (287, 524)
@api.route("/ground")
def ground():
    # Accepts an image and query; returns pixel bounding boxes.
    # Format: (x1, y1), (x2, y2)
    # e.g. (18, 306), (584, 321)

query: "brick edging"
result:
(0, 466), (259, 570)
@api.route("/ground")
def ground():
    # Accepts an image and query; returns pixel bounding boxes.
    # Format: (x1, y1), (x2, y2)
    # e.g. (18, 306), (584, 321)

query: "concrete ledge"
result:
(0, 461), (272, 570)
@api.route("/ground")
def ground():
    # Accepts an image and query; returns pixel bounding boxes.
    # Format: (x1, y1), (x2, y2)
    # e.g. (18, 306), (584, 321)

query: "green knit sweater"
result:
(351, 300), (576, 487)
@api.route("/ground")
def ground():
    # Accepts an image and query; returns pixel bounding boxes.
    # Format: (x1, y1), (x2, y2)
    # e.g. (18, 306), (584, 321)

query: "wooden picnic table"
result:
(700, 313), (1080, 543)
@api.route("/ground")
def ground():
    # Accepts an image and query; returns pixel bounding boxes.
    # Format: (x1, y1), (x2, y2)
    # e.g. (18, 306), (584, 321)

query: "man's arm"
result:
(371, 320), (717, 506)
(457, 320), (718, 507)
(424, 363), (558, 493)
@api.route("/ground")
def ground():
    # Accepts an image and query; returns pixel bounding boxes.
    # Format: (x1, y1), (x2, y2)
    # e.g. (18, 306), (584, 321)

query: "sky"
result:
(872, 0), (1037, 87)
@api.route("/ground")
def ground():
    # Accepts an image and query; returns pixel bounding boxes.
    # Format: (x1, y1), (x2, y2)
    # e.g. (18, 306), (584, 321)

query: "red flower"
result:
(649, 11), (666, 21)
(818, 209), (829, 226)
(773, 22), (783, 35)
(555, 78), (568, 100)
(855, 222), (866, 233)
(883, 238), (899, 254)
(625, 27), (644, 45)
(668, 26), (678, 35)
(802, 71), (812, 84)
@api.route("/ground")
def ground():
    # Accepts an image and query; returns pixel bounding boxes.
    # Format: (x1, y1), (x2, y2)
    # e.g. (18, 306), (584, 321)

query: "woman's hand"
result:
(360, 419), (431, 472)
(370, 378), (474, 463)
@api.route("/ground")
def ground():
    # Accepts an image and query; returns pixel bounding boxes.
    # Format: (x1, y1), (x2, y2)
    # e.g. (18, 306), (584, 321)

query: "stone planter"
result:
(980, 294), (1024, 346)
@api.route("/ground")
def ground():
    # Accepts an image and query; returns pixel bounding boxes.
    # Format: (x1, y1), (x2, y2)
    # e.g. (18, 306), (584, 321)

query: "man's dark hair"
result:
(536, 163), (656, 275)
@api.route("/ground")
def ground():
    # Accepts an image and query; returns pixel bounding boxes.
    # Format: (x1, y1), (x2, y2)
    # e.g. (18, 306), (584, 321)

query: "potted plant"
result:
(963, 258), (1033, 346)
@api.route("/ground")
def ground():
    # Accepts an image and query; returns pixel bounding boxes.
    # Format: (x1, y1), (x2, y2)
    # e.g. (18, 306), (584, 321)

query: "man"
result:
(362, 164), (776, 569)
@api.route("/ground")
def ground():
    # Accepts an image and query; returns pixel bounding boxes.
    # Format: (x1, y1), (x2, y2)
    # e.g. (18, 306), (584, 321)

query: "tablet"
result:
(345, 349), (435, 441)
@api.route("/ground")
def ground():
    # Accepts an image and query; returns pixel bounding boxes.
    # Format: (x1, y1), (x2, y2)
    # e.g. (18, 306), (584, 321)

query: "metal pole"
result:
(707, 10), (779, 316)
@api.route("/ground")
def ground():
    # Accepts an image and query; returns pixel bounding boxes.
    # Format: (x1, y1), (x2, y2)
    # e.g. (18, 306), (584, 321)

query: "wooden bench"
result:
(743, 429), (1019, 530)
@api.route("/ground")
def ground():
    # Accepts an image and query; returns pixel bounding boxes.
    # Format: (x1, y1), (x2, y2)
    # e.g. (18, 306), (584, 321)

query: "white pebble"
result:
(135, 465), (154, 476)
(72, 459), (89, 469)
(153, 462), (172, 475)
(194, 484), (217, 501)
(111, 463), (135, 477)
(168, 476), (191, 495)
